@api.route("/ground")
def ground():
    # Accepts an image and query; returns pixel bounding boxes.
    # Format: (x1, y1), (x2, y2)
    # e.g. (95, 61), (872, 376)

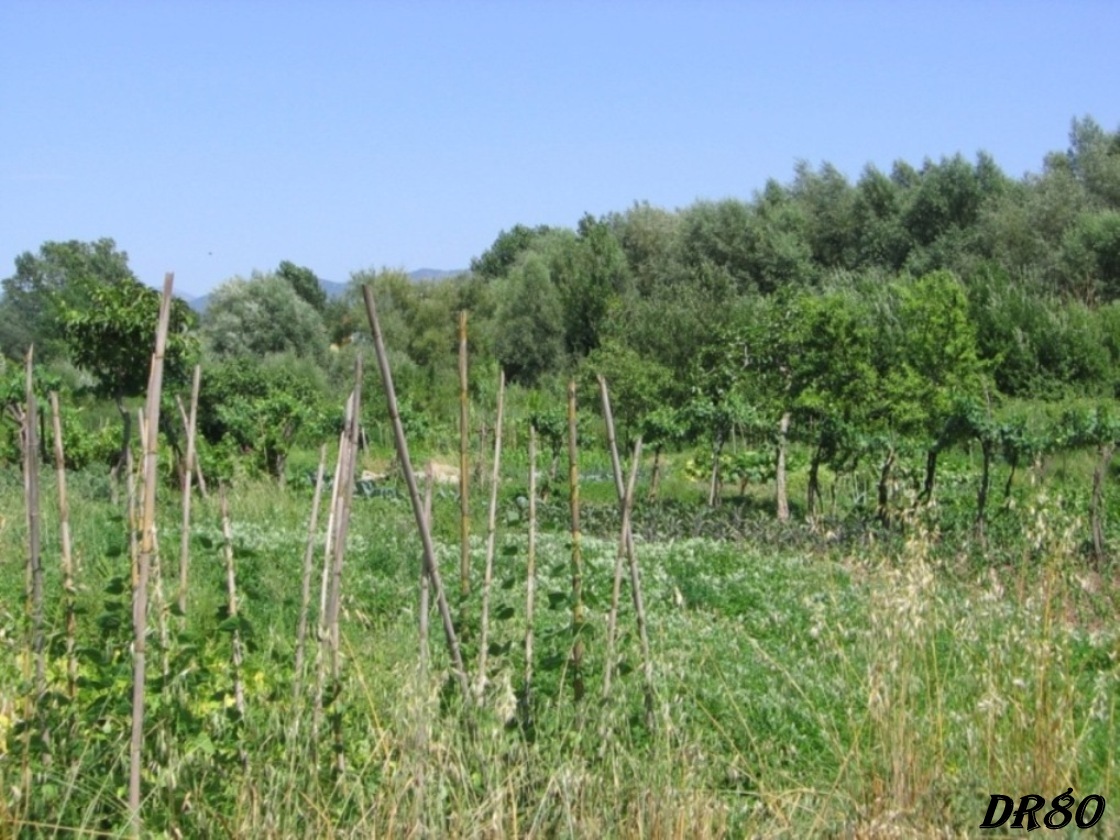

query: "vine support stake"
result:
(362, 284), (472, 708)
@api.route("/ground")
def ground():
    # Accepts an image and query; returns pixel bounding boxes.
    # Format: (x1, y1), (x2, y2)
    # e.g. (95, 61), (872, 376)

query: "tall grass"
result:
(0, 467), (1117, 836)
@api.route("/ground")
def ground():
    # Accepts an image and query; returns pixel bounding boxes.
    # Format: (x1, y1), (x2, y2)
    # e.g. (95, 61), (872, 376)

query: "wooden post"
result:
(219, 484), (247, 769)
(129, 272), (174, 837)
(49, 392), (77, 700)
(476, 369), (505, 696)
(23, 348), (44, 697)
(294, 444), (328, 702)
(567, 380), (584, 703)
(362, 285), (471, 706)
(524, 425), (539, 709)
(459, 311), (471, 603)
(598, 376), (655, 726)
(178, 365), (201, 616)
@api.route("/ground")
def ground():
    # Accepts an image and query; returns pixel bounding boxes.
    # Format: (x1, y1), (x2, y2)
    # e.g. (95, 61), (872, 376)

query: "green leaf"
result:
(103, 576), (127, 595)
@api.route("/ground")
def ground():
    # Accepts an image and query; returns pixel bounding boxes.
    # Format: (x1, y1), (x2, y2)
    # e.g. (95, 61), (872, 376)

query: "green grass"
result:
(1, 455), (1118, 837)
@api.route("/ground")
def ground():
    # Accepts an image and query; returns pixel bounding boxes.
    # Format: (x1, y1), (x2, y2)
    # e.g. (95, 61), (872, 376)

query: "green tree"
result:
(581, 337), (673, 448)
(493, 253), (565, 386)
(790, 161), (858, 270)
(59, 273), (198, 474)
(902, 154), (1005, 276)
(201, 272), (328, 362)
(0, 238), (136, 361)
(277, 260), (328, 312)
(1058, 210), (1120, 302)
(197, 355), (331, 481)
(1066, 115), (1120, 209)
(851, 164), (911, 270)
(470, 224), (555, 280)
(877, 271), (985, 508)
(608, 201), (681, 297)
(552, 214), (631, 358)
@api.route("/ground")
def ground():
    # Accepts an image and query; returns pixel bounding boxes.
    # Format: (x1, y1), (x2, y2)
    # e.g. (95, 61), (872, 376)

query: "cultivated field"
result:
(1, 454), (1117, 838)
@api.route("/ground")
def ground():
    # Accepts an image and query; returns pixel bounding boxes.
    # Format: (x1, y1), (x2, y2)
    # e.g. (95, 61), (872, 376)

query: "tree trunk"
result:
(807, 446), (823, 523)
(1091, 442), (1115, 564)
(1003, 453), (1018, 503)
(707, 432), (724, 507)
(877, 447), (895, 527)
(976, 438), (994, 541)
(775, 411), (791, 522)
(919, 447), (939, 505)
(648, 444), (663, 502)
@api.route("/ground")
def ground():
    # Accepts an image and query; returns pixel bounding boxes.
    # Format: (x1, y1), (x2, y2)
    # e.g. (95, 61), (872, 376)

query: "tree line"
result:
(2, 115), (1119, 531)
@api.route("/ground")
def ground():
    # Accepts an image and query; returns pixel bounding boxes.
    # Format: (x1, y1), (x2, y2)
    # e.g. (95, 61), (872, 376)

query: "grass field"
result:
(1, 452), (1118, 837)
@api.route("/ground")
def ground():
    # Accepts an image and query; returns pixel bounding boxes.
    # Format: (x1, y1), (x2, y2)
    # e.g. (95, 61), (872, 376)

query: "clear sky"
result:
(2, 1), (1117, 299)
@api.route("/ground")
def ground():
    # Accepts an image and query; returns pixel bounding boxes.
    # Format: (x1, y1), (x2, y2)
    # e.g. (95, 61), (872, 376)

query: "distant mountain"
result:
(187, 269), (466, 314)
(321, 279), (348, 299)
(409, 268), (466, 282)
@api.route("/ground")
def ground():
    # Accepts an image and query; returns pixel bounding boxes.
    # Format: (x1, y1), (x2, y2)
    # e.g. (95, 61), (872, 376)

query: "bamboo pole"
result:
(417, 466), (434, 793)
(412, 465), (435, 837)
(476, 369), (506, 697)
(127, 434), (139, 591)
(294, 443), (328, 702)
(178, 365), (201, 616)
(598, 375), (630, 697)
(361, 284), (471, 706)
(24, 348), (44, 697)
(313, 418), (350, 753)
(18, 347), (40, 804)
(603, 440), (642, 699)
(176, 393), (208, 498)
(420, 467), (434, 681)
(567, 380), (584, 703)
(138, 409), (170, 678)
(129, 272), (175, 836)
(319, 422), (348, 622)
(324, 358), (361, 775)
(524, 425), (539, 708)
(49, 392), (78, 701)
(459, 310), (471, 603)
(219, 484), (247, 769)
(325, 358), (361, 682)
(598, 377), (655, 726)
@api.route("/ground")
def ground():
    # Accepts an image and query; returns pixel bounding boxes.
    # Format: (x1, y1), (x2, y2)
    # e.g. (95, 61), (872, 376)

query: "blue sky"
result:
(2, 1), (1117, 299)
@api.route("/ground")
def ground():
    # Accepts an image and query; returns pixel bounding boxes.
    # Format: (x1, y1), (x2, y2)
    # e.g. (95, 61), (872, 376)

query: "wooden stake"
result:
(294, 443), (328, 702)
(313, 418), (349, 754)
(138, 409), (170, 678)
(49, 392), (77, 701)
(178, 365), (201, 616)
(524, 425), (539, 708)
(325, 358), (361, 683)
(420, 466), (434, 680)
(324, 358), (361, 775)
(176, 392), (208, 498)
(604, 440), (642, 698)
(219, 483), (247, 769)
(459, 310), (471, 602)
(567, 380), (584, 703)
(362, 284), (471, 706)
(319, 423), (348, 622)
(129, 272), (174, 836)
(598, 376), (655, 727)
(477, 369), (505, 696)
(23, 347), (44, 697)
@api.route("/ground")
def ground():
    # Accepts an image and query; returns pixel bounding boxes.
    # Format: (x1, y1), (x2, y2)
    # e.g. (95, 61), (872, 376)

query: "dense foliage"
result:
(3, 114), (1120, 836)
(1, 115), (1119, 530)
